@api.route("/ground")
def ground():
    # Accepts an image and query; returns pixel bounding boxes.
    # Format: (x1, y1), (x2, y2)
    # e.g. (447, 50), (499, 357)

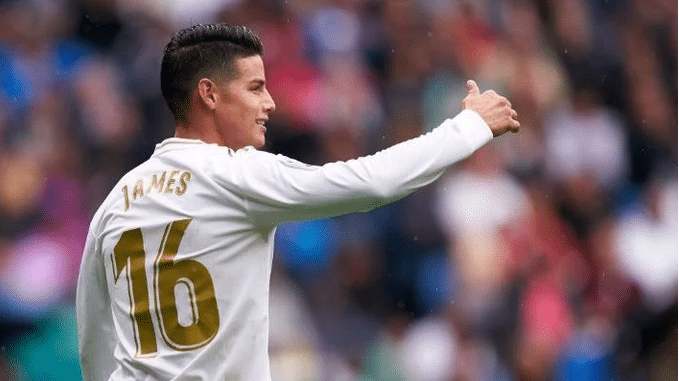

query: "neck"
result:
(175, 117), (222, 145)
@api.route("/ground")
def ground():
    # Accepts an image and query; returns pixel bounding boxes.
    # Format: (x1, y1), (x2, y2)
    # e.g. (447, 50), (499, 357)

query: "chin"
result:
(253, 137), (266, 149)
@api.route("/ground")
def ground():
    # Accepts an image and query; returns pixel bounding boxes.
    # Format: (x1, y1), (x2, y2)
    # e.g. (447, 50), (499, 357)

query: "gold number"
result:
(112, 218), (219, 357)
(154, 219), (219, 350)
(113, 228), (158, 356)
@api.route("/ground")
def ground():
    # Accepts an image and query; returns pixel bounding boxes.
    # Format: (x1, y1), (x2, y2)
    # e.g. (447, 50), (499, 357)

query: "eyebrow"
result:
(250, 79), (266, 86)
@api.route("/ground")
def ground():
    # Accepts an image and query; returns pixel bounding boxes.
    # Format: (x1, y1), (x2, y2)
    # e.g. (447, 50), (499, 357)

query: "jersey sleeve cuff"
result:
(444, 109), (493, 150)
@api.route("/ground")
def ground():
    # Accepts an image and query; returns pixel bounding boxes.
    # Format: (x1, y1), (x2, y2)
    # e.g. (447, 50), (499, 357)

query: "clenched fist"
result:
(462, 80), (520, 137)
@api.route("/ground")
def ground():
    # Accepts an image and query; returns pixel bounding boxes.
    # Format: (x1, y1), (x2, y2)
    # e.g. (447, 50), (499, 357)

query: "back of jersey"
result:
(85, 138), (274, 380)
(79, 110), (493, 380)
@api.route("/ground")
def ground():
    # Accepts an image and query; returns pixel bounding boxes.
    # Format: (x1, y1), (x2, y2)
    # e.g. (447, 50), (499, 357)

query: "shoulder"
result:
(87, 188), (117, 241)
(231, 147), (317, 171)
(87, 157), (157, 236)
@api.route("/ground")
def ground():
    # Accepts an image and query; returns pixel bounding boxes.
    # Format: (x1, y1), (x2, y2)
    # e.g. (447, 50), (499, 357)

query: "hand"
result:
(462, 80), (520, 137)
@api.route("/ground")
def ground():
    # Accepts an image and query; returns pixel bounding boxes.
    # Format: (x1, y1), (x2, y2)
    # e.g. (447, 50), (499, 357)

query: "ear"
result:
(196, 78), (219, 111)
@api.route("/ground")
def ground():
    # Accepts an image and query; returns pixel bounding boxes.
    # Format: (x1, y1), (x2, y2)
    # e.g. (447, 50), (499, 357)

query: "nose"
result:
(264, 89), (276, 114)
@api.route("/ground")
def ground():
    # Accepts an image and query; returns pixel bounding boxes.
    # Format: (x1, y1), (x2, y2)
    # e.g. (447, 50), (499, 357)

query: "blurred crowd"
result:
(0, 0), (676, 380)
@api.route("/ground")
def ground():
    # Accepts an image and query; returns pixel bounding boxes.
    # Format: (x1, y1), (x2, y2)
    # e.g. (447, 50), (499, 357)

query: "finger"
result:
(510, 120), (520, 133)
(466, 80), (480, 96)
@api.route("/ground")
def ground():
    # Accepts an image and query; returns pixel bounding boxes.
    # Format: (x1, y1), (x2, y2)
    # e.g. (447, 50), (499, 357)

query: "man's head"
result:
(161, 24), (275, 149)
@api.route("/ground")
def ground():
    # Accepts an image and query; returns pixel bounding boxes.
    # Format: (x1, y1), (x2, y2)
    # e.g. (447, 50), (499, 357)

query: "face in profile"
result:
(214, 55), (276, 150)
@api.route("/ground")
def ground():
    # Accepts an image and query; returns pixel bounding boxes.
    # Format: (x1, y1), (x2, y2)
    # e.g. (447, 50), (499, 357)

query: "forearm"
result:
(242, 109), (492, 225)
(347, 109), (492, 201)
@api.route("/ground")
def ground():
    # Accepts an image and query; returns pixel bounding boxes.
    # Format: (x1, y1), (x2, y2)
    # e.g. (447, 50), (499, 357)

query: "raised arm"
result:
(234, 81), (519, 226)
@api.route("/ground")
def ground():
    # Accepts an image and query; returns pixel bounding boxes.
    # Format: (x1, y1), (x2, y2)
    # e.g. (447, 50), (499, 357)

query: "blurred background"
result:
(0, 0), (676, 380)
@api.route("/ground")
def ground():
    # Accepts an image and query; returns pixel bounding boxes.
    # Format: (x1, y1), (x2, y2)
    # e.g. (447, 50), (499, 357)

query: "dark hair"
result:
(160, 24), (263, 123)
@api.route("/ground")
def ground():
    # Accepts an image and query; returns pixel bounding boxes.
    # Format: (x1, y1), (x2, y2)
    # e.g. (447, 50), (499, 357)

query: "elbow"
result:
(365, 181), (402, 208)
(368, 181), (394, 201)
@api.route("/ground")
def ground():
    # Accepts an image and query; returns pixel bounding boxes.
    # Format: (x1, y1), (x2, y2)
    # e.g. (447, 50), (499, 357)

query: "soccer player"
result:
(76, 24), (519, 380)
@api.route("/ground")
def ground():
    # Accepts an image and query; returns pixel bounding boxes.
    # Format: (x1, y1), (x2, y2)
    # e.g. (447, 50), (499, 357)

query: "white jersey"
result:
(76, 109), (492, 381)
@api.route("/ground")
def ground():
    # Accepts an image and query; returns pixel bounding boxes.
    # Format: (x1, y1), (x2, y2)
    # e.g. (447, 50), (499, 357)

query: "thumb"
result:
(466, 80), (480, 96)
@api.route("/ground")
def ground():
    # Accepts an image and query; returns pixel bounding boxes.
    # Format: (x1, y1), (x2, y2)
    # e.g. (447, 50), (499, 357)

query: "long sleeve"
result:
(230, 109), (492, 226)
(76, 230), (117, 381)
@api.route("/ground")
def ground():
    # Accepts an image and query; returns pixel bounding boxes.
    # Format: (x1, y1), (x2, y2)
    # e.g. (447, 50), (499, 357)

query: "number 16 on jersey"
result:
(112, 218), (220, 356)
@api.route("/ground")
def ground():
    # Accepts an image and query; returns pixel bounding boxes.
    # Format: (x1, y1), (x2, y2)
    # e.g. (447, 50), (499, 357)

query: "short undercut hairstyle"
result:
(161, 24), (263, 123)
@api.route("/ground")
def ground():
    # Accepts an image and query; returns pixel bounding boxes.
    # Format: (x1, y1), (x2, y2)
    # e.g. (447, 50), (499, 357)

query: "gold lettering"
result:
(147, 172), (166, 193)
(122, 185), (130, 211)
(122, 170), (189, 211)
(175, 171), (191, 196)
(165, 170), (180, 193)
(133, 179), (145, 200)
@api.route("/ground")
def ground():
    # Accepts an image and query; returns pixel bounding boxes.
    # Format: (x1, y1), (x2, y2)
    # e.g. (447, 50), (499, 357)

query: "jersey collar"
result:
(154, 137), (221, 154)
